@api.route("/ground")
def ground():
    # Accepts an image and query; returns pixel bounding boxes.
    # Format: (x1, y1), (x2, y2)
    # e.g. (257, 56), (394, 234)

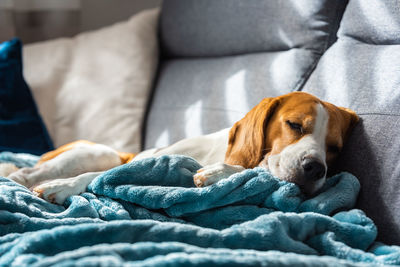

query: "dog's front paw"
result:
(193, 163), (245, 188)
(193, 170), (208, 187)
(32, 172), (100, 204)
(32, 178), (85, 205)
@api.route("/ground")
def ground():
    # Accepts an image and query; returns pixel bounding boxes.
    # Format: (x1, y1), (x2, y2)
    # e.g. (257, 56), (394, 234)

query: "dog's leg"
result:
(0, 163), (19, 177)
(32, 171), (102, 204)
(8, 142), (122, 188)
(193, 162), (245, 187)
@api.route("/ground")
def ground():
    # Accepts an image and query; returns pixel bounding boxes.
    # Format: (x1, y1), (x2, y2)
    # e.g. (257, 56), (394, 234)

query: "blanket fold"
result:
(0, 152), (399, 266)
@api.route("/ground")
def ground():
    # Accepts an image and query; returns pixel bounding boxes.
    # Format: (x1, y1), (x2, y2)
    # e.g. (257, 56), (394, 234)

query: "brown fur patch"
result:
(37, 140), (96, 166)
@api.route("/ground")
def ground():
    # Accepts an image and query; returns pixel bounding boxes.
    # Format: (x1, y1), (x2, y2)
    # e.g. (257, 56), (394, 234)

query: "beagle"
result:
(5, 92), (358, 204)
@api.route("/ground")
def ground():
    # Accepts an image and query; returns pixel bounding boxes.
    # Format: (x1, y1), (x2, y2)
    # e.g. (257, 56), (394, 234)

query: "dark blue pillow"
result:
(0, 38), (53, 155)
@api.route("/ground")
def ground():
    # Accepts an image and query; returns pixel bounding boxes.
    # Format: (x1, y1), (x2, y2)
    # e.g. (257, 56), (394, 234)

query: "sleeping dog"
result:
(5, 92), (359, 204)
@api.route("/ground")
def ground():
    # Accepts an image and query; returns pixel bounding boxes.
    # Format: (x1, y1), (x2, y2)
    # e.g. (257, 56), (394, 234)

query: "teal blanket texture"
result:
(0, 153), (399, 266)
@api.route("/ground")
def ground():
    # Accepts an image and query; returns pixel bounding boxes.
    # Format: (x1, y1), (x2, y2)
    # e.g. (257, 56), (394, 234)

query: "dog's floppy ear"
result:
(338, 106), (360, 140)
(225, 97), (280, 168)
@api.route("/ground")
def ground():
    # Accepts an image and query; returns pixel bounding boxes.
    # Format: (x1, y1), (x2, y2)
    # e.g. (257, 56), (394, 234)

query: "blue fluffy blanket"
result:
(0, 152), (399, 266)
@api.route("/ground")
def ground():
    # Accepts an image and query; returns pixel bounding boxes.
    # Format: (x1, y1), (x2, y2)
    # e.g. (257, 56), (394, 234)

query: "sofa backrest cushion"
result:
(160, 0), (345, 58)
(302, 0), (400, 245)
(144, 0), (348, 148)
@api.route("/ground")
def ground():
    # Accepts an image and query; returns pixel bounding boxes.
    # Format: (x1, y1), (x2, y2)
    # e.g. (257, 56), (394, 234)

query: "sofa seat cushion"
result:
(145, 0), (349, 148)
(302, 0), (400, 244)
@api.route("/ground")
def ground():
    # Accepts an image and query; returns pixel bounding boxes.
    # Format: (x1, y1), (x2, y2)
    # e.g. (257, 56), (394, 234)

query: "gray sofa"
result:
(143, 0), (400, 245)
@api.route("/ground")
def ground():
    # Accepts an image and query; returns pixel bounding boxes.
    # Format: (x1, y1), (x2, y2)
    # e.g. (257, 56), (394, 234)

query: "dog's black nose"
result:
(302, 160), (326, 181)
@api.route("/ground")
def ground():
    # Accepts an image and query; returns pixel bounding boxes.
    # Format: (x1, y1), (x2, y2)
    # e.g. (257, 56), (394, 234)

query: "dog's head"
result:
(224, 92), (359, 195)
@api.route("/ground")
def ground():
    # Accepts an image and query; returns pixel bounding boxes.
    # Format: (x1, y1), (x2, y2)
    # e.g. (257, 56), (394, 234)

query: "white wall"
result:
(0, 0), (162, 44)
(81, 0), (161, 32)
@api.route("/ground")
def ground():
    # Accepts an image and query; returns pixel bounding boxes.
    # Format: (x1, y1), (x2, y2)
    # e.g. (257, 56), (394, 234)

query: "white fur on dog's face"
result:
(259, 103), (328, 194)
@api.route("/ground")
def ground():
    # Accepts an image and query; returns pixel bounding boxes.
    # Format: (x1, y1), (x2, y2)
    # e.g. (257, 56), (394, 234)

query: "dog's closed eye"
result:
(286, 120), (303, 133)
